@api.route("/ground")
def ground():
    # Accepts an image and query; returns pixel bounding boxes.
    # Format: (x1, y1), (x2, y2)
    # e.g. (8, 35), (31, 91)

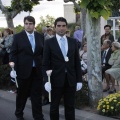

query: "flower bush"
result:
(97, 91), (120, 116)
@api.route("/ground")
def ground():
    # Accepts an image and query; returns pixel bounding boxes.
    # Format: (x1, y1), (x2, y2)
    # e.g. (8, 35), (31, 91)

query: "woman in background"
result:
(80, 42), (87, 64)
(0, 28), (13, 64)
(105, 42), (120, 94)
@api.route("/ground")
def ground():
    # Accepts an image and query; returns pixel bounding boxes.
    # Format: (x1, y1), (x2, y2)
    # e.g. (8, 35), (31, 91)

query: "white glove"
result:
(76, 83), (82, 91)
(10, 70), (17, 78)
(44, 82), (51, 92)
(81, 60), (87, 71)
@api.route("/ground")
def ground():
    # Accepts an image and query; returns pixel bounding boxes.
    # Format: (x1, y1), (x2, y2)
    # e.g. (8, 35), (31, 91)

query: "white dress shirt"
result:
(103, 48), (109, 64)
(25, 31), (35, 52)
(25, 31), (35, 67)
(56, 34), (68, 55)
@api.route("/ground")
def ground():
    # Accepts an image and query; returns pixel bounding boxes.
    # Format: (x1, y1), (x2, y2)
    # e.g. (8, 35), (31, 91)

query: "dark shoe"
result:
(108, 89), (116, 94)
(103, 87), (110, 92)
(17, 117), (24, 120)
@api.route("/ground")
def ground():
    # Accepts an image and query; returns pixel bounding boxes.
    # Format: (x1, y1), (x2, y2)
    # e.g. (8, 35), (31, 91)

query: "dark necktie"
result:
(102, 51), (106, 64)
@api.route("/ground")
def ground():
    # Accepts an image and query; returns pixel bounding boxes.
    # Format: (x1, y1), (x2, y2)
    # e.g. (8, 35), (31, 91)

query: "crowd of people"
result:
(0, 15), (120, 120)
(101, 25), (120, 94)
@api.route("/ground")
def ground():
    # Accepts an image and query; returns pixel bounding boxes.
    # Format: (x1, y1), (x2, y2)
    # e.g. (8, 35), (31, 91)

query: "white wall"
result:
(100, 17), (106, 35)
(63, 4), (76, 23)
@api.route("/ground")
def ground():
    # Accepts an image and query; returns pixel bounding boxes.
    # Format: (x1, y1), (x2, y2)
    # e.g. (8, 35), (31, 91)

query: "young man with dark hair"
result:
(9, 16), (44, 120)
(43, 17), (82, 120)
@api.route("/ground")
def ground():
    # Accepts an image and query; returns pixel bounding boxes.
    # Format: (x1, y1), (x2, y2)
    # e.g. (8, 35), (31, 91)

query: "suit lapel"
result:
(53, 37), (65, 60)
(22, 31), (33, 53)
(106, 48), (111, 61)
(34, 32), (38, 53)
(67, 37), (72, 57)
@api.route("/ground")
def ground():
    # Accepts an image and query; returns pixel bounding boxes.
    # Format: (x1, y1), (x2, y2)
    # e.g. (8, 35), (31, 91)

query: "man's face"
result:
(104, 27), (111, 34)
(48, 30), (53, 35)
(102, 41), (109, 50)
(24, 20), (35, 33)
(55, 21), (67, 36)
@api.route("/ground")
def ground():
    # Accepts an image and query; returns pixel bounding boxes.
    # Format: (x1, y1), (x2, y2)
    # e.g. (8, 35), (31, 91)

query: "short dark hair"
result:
(24, 16), (35, 25)
(54, 17), (68, 27)
(104, 25), (111, 29)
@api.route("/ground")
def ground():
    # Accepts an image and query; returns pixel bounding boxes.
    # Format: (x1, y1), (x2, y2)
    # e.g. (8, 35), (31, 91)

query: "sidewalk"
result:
(0, 90), (117, 120)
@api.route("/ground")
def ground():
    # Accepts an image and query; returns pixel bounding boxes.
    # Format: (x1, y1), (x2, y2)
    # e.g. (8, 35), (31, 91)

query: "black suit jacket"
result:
(101, 48), (112, 67)
(9, 30), (44, 79)
(43, 36), (82, 87)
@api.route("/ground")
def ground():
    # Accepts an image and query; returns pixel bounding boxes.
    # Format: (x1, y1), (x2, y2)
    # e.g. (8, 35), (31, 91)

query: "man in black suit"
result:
(43, 17), (82, 120)
(9, 16), (44, 120)
(101, 40), (112, 92)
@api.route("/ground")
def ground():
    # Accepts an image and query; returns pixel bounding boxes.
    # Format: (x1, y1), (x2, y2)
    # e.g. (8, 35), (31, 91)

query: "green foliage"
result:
(36, 24), (42, 33)
(67, 23), (76, 37)
(4, 0), (39, 13)
(0, 28), (4, 32)
(74, 1), (81, 14)
(39, 15), (55, 27)
(14, 25), (24, 33)
(73, 0), (120, 19)
(111, 0), (120, 11)
(0, 64), (11, 89)
(80, 0), (112, 19)
(36, 15), (55, 33)
(97, 92), (120, 116)
(75, 81), (89, 108)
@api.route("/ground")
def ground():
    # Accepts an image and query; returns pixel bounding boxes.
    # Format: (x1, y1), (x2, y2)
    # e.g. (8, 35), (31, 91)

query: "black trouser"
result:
(50, 74), (76, 120)
(15, 68), (44, 120)
(102, 65), (111, 81)
(2, 52), (9, 64)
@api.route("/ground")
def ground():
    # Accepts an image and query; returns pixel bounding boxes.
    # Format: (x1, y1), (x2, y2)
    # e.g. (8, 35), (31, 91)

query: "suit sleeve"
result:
(75, 40), (82, 83)
(9, 34), (18, 64)
(42, 39), (51, 82)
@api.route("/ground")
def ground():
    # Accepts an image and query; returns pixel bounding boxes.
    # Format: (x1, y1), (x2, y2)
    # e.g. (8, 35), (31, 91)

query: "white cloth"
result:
(44, 82), (51, 92)
(81, 60), (87, 71)
(10, 70), (17, 78)
(76, 83), (82, 91)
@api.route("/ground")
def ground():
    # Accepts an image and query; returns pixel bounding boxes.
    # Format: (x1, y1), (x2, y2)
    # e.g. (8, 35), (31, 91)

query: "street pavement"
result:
(0, 90), (118, 120)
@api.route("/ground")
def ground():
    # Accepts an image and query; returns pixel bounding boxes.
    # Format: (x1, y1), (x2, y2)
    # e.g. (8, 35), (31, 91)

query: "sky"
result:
(0, 0), (73, 27)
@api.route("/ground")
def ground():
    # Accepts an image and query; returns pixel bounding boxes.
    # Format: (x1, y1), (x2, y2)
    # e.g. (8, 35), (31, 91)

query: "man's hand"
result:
(10, 70), (17, 78)
(76, 83), (82, 91)
(9, 62), (15, 68)
(44, 82), (51, 92)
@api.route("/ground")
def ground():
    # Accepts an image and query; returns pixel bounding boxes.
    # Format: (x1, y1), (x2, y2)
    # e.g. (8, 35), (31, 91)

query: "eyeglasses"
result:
(24, 22), (34, 25)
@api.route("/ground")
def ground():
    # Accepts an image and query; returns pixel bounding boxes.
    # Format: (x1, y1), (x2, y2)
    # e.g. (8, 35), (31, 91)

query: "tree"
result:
(0, 0), (39, 29)
(14, 25), (24, 33)
(36, 15), (55, 33)
(64, 0), (115, 108)
(64, 0), (86, 35)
